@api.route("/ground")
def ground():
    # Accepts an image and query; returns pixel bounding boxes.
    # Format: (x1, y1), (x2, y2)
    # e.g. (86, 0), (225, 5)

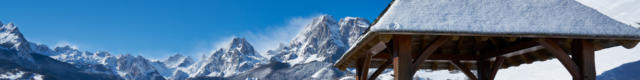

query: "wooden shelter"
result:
(333, 0), (640, 80)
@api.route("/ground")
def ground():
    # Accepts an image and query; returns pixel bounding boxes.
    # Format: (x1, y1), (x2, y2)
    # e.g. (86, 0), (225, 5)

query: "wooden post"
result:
(539, 39), (581, 80)
(477, 59), (491, 80)
(361, 53), (371, 80)
(572, 39), (596, 80)
(356, 58), (364, 80)
(392, 35), (413, 80)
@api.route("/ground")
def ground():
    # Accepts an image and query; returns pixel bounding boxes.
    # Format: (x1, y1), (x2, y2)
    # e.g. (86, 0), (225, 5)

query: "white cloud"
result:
(241, 15), (317, 57)
(212, 35), (238, 50)
(197, 14), (317, 59)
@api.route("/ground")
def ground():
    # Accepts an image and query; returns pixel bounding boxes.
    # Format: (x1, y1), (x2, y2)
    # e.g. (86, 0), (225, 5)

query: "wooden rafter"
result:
(539, 39), (581, 80)
(450, 60), (478, 80)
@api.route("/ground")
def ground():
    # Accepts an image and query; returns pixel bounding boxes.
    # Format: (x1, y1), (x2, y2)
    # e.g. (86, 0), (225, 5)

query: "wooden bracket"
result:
(412, 36), (451, 73)
(539, 39), (581, 80)
(369, 58), (392, 80)
(489, 57), (505, 80)
(450, 60), (478, 80)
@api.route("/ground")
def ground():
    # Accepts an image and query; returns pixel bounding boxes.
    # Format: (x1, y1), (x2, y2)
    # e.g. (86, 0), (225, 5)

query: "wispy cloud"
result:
(242, 15), (316, 57)
(188, 35), (237, 60)
(212, 35), (238, 50)
(195, 14), (318, 58)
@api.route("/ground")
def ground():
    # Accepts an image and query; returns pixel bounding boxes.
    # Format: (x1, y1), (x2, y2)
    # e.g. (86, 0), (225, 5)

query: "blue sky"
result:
(0, 0), (390, 59)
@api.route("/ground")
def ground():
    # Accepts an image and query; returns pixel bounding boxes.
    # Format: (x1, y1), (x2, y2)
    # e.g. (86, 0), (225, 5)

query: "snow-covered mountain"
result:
(190, 15), (371, 80)
(0, 21), (122, 80)
(164, 54), (194, 68)
(270, 15), (369, 66)
(187, 38), (266, 78)
(50, 45), (199, 80)
(2, 11), (638, 80)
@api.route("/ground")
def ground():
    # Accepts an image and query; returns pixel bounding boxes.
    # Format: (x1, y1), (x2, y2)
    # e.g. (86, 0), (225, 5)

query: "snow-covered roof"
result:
(369, 0), (640, 39)
(335, 0), (640, 71)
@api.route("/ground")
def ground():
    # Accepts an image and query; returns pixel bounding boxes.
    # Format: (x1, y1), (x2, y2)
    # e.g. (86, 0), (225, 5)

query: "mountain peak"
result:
(313, 15), (337, 25)
(165, 53), (194, 68)
(228, 38), (249, 48)
(226, 37), (256, 54)
(340, 17), (369, 27)
(0, 22), (30, 52)
(1, 22), (22, 36)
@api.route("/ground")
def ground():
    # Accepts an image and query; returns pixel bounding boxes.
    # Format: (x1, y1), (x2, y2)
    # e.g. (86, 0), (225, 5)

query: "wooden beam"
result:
(369, 58), (392, 80)
(413, 36), (451, 70)
(539, 39), (581, 80)
(392, 35), (413, 80)
(369, 41), (388, 56)
(373, 53), (480, 60)
(489, 57), (505, 80)
(482, 40), (539, 59)
(450, 60), (478, 80)
(572, 39), (596, 80)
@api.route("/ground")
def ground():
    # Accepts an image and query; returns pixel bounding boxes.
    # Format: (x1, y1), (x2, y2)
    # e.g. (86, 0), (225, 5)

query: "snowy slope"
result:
(491, 45), (640, 80)
(597, 60), (640, 80)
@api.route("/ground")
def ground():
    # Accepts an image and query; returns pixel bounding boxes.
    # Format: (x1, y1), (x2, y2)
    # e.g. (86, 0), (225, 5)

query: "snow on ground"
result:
(577, 0), (640, 28)
(491, 1), (640, 79)
(0, 71), (25, 79)
(33, 74), (44, 80)
(495, 45), (640, 80)
(0, 71), (44, 80)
